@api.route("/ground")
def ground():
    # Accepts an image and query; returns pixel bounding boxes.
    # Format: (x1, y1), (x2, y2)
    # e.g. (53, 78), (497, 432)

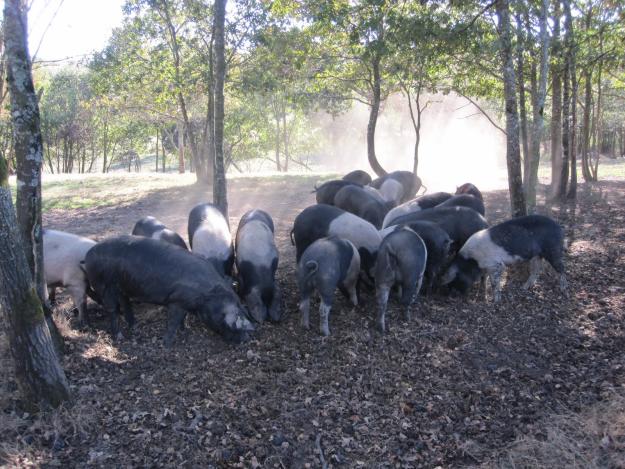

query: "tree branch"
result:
(457, 93), (507, 135)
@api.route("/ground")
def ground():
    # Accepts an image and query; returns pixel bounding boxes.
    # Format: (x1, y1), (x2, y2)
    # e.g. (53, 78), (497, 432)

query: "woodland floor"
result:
(2, 173), (625, 468)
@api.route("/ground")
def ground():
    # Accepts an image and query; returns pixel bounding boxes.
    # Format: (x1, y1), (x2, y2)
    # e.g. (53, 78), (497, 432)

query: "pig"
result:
(456, 183), (483, 201)
(375, 228), (427, 333)
(334, 185), (389, 229)
(297, 236), (360, 336)
(380, 220), (452, 293)
(188, 203), (234, 276)
(381, 192), (453, 228)
(291, 204), (382, 280)
(363, 185), (386, 204)
(436, 194), (486, 216)
(235, 213), (281, 323)
(131, 216), (188, 250)
(84, 235), (255, 345)
(237, 209), (275, 233)
(371, 171), (422, 202)
(313, 180), (361, 205)
(441, 215), (567, 302)
(379, 178), (405, 207)
(43, 229), (96, 324)
(384, 206), (489, 251)
(343, 170), (372, 186)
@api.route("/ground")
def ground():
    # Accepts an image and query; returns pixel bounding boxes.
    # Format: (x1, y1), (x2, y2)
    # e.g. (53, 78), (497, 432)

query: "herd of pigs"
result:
(42, 169), (568, 345)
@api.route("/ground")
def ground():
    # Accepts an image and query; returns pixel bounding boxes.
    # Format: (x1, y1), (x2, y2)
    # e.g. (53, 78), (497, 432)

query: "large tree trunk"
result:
(516, 11), (530, 183)
(496, 0), (527, 217)
(526, 0), (550, 208)
(558, 35), (571, 199)
(282, 109), (290, 173)
(550, 0), (563, 197)
(212, 0), (228, 219)
(5, 0), (63, 351)
(581, 68), (594, 181)
(1, 0), (70, 412)
(367, 54), (387, 177)
(564, 0), (577, 199)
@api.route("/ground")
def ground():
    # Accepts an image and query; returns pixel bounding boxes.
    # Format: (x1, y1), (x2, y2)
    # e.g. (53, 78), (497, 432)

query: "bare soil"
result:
(2, 176), (625, 468)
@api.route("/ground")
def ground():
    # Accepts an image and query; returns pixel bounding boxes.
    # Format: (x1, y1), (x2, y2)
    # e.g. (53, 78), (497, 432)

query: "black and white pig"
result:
(380, 220), (452, 293)
(237, 208), (275, 233)
(334, 185), (389, 229)
(297, 236), (360, 336)
(374, 228), (427, 333)
(385, 206), (489, 250)
(84, 236), (255, 345)
(378, 178), (405, 207)
(441, 215), (567, 302)
(43, 229), (96, 324)
(235, 211), (281, 323)
(436, 194), (485, 216)
(455, 182), (483, 201)
(381, 192), (453, 228)
(291, 204), (382, 280)
(132, 216), (188, 250)
(371, 171), (422, 203)
(188, 203), (234, 276)
(343, 169), (372, 186)
(313, 179), (360, 205)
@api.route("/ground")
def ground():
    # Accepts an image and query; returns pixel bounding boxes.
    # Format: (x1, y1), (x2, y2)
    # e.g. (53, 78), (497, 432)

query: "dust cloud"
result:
(313, 92), (509, 192)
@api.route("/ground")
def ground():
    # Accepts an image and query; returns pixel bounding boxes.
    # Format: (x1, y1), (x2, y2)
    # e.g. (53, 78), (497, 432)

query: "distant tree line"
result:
(0, 0), (622, 204)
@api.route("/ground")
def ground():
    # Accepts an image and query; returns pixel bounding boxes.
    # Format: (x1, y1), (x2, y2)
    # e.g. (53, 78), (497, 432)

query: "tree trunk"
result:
(581, 69), (593, 181)
(282, 108), (290, 173)
(402, 82), (422, 176)
(558, 34), (570, 199)
(177, 121), (185, 173)
(496, 0), (527, 217)
(526, 0), (549, 208)
(550, 0), (563, 196)
(274, 109), (282, 172)
(516, 11), (530, 183)
(5, 0), (64, 351)
(161, 129), (167, 172)
(1, 0), (70, 411)
(564, 0), (577, 199)
(367, 53), (387, 177)
(155, 130), (159, 172)
(212, 0), (228, 219)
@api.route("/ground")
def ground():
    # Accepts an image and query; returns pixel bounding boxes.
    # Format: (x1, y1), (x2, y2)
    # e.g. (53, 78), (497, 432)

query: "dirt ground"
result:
(2, 175), (625, 468)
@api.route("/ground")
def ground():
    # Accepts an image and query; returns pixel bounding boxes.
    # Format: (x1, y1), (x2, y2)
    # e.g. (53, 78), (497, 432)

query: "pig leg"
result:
(119, 295), (135, 331)
(67, 283), (88, 325)
(487, 264), (504, 302)
(164, 303), (187, 348)
(102, 289), (122, 340)
(545, 254), (568, 292)
(522, 257), (543, 290)
(299, 295), (311, 330)
(376, 286), (391, 333)
(340, 278), (359, 308)
(318, 296), (333, 337)
(268, 285), (282, 322)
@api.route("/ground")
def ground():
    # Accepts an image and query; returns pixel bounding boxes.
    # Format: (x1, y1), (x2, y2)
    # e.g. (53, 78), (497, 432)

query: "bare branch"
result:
(458, 93), (507, 135)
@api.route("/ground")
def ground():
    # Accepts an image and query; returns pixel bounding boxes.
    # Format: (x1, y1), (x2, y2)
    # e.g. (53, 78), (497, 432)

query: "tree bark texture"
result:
(4, 0), (63, 351)
(0, 169), (70, 410)
(367, 53), (387, 178)
(563, 0), (577, 199)
(515, 11), (530, 184)
(550, 0), (563, 196)
(212, 0), (228, 220)
(177, 121), (185, 173)
(496, 0), (527, 217)
(526, 0), (550, 208)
